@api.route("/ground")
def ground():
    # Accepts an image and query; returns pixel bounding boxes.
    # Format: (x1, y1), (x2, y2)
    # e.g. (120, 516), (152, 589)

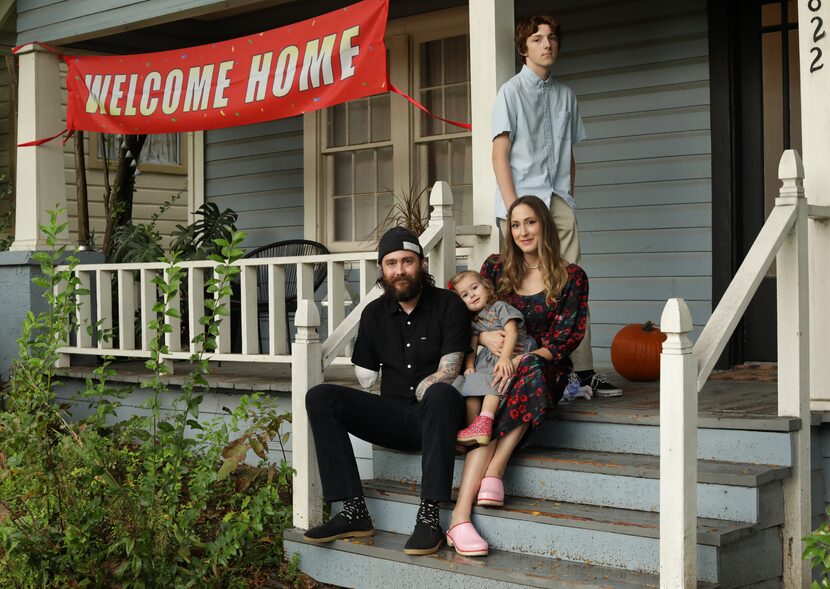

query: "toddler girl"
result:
(450, 270), (536, 446)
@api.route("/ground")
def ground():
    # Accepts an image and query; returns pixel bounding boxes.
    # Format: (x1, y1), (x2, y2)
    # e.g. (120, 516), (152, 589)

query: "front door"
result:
(710, 0), (802, 364)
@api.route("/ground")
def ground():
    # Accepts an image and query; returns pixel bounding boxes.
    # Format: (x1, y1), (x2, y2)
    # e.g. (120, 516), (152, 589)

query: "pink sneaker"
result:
(456, 414), (494, 446)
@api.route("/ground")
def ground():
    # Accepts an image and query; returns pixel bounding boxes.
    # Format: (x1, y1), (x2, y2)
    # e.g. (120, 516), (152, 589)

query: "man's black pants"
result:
(305, 383), (466, 503)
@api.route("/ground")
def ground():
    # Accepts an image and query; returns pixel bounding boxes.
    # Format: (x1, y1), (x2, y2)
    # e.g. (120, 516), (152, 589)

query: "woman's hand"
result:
(478, 330), (506, 355)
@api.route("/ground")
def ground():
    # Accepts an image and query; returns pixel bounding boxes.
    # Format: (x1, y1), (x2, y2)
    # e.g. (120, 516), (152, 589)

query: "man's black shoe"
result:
(403, 521), (443, 555)
(303, 513), (374, 543)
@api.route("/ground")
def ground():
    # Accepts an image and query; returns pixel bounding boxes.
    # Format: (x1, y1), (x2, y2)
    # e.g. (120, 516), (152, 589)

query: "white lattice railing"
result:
(659, 150), (825, 588)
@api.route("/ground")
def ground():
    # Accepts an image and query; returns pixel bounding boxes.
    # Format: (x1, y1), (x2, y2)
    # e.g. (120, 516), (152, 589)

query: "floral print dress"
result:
(480, 254), (589, 444)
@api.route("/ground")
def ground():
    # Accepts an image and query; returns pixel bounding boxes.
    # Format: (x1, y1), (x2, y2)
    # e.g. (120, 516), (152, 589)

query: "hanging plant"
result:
(610, 321), (666, 381)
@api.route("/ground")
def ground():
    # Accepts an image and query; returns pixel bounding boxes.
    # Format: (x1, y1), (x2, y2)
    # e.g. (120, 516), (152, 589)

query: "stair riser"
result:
(373, 450), (783, 524)
(537, 422), (792, 465)
(360, 496), (723, 583)
(284, 539), (534, 589)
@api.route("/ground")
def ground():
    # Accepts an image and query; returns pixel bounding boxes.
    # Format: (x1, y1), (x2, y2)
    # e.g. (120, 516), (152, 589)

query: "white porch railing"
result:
(659, 150), (820, 588)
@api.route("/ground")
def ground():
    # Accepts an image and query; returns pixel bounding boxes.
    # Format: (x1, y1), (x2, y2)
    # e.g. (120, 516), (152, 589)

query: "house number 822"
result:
(810, 0), (825, 72)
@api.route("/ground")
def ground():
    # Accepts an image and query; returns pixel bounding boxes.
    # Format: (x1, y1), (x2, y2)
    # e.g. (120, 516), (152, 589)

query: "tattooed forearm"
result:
(415, 352), (464, 401)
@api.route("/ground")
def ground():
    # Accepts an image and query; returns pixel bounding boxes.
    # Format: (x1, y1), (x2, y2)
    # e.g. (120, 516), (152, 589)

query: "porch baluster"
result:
(659, 297), (696, 589)
(775, 149), (811, 589)
(426, 181), (455, 288)
(291, 299), (324, 529)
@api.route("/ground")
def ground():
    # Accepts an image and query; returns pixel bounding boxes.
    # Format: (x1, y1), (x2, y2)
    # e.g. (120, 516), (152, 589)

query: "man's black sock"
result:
(416, 499), (441, 530)
(341, 496), (370, 522)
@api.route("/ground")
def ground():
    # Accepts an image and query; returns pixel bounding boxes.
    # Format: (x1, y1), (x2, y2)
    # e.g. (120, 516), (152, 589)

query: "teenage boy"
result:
(303, 227), (469, 555)
(491, 14), (622, 397)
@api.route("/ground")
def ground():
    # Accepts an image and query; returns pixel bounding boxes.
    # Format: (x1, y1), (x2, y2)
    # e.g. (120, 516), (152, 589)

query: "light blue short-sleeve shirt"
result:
(492, 65), (587, 219)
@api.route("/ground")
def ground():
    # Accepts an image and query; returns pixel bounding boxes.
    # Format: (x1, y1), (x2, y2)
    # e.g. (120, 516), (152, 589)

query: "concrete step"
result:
(353, 479), (782, 586)
(534, 409), (795, 466)
(284, 528), (710, 589)
(372, 446), (789, 524)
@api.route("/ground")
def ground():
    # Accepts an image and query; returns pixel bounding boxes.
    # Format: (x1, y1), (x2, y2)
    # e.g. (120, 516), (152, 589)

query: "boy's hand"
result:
(464, 367), (476, 376)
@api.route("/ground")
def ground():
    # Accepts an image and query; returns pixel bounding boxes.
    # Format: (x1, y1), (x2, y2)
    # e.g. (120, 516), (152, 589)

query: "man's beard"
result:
(381, 268), (425, 302)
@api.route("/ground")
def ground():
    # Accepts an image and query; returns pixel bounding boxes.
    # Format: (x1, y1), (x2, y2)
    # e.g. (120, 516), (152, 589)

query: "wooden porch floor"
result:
(56, 361), (818, 431)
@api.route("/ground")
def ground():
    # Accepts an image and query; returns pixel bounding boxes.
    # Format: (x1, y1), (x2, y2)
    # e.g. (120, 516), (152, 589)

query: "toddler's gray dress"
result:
(461, 301), (536, 397)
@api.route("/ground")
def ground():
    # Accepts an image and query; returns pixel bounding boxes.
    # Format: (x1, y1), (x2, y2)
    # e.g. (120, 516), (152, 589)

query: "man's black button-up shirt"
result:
(351, 284), (471, 401)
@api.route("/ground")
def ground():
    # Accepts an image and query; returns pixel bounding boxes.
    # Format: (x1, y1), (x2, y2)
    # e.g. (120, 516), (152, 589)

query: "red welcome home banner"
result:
(64, 0), (388, 134)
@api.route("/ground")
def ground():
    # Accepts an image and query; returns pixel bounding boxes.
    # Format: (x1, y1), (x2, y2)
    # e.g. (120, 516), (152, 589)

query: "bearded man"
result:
(303, 227), (469, 555)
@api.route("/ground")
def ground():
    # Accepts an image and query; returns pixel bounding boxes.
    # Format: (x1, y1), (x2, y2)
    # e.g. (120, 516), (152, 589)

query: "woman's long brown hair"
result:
(499, 195), (569, 305)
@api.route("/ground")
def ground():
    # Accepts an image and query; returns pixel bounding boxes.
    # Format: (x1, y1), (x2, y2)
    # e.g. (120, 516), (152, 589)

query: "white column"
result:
(427, 181), (455, 288)
(10, 43), (69, 250)
(797, 0), (830, 405)
(469, 0), (514, 269)
(291, 300), (324, 529)
(659, 298), (697, 589)
(776, 150), (811, 589)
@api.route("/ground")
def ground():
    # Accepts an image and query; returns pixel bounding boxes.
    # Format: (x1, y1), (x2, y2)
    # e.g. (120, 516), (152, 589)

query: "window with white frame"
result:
(316, 11), (471, 250)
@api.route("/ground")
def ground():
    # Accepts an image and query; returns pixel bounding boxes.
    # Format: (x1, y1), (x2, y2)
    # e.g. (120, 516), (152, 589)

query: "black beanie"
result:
(378, 226), (423, 263)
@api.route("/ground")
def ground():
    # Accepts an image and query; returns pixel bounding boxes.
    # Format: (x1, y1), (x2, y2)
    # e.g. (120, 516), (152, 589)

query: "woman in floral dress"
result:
(445, 195), (589, 557)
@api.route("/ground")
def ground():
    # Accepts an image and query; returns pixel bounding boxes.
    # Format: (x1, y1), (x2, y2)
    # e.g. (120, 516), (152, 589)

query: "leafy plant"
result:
(375, 181), (430, 241)
(107, 192), (181, 263)
(804, 507), (830, 587)
(171, 202), (239, 261)
(0, 211), (296, 588)
(0, 176), (15, 252)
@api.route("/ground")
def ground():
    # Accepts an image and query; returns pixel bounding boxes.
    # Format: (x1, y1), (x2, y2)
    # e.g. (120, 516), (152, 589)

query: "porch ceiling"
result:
(63, 0), (465, 55)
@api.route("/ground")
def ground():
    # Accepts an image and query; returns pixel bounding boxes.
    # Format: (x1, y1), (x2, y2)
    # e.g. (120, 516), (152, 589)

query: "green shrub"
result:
(0, 211), (295, 588)
(805, 507), (830, 588)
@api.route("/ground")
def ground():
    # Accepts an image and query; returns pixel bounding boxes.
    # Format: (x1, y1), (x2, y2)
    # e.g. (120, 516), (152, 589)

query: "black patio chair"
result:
(232, 239), (330, 352)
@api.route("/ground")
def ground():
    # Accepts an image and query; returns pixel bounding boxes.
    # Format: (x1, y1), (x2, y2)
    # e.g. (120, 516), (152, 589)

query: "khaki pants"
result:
(498, 195), (593, 371)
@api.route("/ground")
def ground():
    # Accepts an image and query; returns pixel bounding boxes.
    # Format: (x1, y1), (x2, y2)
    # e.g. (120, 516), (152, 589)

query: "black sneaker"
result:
(303, 512), (374, 544)
(404, 521), (444, 555)
(580, 372), (623, 398)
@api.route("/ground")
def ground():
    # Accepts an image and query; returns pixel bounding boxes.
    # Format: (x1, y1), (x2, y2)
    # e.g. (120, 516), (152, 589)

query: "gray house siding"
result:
(204, 117), (304, 251)
(15, 0), (261, 45)
(517, 0), (713, 364)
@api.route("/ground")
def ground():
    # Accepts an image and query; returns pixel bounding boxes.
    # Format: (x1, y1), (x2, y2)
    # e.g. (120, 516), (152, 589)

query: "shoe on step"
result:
(303, 512), (374, 543)
(476, 476), (504, 507)
(404, 521), (444, 555)
(446, 521), (489, 556)
(580, 371), (623, 398)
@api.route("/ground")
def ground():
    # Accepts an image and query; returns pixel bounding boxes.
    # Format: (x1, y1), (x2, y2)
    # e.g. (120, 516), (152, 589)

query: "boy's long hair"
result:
(499, 195), (569, 305)
(515, 14), (562, 60)
(449, 270), (498, 309)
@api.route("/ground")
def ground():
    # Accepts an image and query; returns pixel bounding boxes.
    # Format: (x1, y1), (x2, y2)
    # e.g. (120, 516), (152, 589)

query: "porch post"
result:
(775, 150), (811, 589)
(797, 0), (830, 408)
(659, 298), (697, 589)
(9, 43), (69, 251)
(426, 181), (455, 288)
(291, 299), (324, 529)
(468, 0), (514, 269)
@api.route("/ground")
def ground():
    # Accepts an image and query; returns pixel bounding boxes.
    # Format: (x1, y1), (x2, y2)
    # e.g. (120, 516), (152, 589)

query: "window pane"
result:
(377, 146), (393, 193)
(354, 150), (374, 193)
(420, 89), (443, 137)
(334, 197), (353, 242)
(421, 39), (443, 87)
(349, 100), (369, 145)
(333, 153), (352, 195)
(328, 104), (347, 147)
(427, 140), (449, 184)
(787, 0), (797, 23)
(355, 194), (375, 240)
(377, 192), (394, 232)
(371, 95), (391, 142)
(450, 138), (472, 186)
(445, 84), (468, 134)
(443, 36), (469, 85)
(761, 2), (781, 26)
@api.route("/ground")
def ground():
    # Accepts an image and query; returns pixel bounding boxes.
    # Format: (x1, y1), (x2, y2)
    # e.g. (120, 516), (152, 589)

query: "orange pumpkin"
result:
(610, 321), (667, 381)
